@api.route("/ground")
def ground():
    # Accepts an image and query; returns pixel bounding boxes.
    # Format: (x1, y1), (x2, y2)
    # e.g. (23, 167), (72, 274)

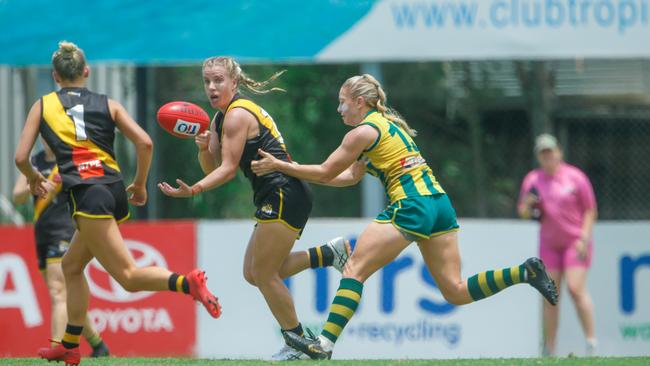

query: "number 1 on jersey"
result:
(66, 104), (87, 141)
(388, 122), (418, 152)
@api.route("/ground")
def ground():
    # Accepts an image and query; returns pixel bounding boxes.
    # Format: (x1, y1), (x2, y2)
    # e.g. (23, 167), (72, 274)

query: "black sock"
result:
(283, 323), (304, 337)
(61, 324), (83, 349)
(308, 244), (334, 268)
(168, 273), (190, 294)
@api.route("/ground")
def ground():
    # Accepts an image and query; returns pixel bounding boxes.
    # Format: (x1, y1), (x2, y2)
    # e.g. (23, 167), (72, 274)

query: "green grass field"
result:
(3, 358), (649, 366)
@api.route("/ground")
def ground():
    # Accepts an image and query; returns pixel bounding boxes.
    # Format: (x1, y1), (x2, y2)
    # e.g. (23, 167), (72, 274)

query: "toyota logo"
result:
(85, 240), (168, 302)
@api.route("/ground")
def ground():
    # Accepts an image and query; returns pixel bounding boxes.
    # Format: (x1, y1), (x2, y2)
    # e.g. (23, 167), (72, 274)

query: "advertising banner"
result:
(0, 226), (50, 356)
(196, 219), (542, 359)
(317, 0), (650, 61)
(0, 221), (197, 357)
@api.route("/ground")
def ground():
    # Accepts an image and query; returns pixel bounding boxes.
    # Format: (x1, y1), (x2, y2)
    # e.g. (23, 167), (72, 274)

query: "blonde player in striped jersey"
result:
(252, 74), (559, 359)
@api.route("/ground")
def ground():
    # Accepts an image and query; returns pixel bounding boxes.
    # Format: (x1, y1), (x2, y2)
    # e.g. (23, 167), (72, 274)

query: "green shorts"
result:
(375, 194), (460, 241)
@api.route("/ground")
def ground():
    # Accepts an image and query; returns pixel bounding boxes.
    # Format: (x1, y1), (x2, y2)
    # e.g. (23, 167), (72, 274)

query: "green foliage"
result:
(144, 63), (362, 219)
(121, 61), (536, 220)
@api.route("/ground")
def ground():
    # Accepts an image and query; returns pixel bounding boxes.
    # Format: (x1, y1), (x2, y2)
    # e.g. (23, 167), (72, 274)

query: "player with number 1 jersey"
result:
(15, 41), (221, 366)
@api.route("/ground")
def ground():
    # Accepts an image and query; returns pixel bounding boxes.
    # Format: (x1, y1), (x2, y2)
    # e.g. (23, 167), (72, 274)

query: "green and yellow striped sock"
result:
(321, 278), (363, 344)
(467, 264), (526, 301)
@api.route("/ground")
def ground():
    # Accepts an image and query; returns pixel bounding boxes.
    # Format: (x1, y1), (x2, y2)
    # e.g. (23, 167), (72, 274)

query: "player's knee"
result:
(48, 283), (66, 304)
(567, 283), (584, 300)
(251, 270), (280, 288)
(113, 269), (139, 292)
(61, 255), (83, 278)
(243, 269), (257, 287)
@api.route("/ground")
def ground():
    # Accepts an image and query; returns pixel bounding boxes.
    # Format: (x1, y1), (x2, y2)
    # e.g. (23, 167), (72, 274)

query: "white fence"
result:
(195, 219), (649, 359)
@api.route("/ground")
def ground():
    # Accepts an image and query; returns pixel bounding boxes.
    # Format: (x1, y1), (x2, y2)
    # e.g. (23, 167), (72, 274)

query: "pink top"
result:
(518, 163), (597, 249)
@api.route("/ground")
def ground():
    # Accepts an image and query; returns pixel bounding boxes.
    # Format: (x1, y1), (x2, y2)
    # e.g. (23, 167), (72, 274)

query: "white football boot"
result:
(325, 237), (351, 273)
(271, 344), (310, 360)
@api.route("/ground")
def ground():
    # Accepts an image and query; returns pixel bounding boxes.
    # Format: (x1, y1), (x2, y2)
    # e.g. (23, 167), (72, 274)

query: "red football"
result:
(157, 101), (210, 138)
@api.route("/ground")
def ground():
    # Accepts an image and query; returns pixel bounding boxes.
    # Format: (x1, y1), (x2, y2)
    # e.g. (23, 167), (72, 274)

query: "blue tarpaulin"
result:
(0, 0), (375, 65)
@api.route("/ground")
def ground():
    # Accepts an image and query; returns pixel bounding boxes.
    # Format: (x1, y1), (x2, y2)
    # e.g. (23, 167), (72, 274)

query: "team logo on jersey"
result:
(173, 119), (201, 137)
(58, 240), (71, 252)
(400, 155), (426, 170)
(72, 146), (105, 179)
(261, 204), (274, 216)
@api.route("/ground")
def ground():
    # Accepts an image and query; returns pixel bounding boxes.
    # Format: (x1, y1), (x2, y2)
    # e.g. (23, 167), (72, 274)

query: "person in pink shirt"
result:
(518, 134), (598, 356)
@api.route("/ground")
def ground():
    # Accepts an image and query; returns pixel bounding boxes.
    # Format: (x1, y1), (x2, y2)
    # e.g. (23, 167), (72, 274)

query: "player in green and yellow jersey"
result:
(252, 74), (559, 359)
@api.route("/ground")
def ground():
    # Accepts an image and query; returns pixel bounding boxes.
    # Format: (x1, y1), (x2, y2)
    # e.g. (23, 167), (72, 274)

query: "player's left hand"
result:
(251, 149), (280, 176)
(158, 179), (193, 198)
(27, 171), (49, 198)
(126, 182), (148, 206)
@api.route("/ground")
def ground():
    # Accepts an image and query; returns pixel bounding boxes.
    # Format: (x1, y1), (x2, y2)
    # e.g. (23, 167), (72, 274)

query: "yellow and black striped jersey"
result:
(213, 94), (295, 206)
(359, 110), (444, 203)
(39, 87), (122, 190)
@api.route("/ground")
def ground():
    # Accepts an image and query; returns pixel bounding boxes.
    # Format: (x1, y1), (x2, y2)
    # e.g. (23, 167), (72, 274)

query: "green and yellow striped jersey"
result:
(359, 110), (444, 203)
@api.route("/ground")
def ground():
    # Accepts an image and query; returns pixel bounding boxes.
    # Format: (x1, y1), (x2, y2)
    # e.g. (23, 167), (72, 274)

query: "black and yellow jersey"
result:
(213, 94), (294, 205)
(359, 110), (445, 203)
(30, 151), (75, 245)
(39, 87), (122, 190)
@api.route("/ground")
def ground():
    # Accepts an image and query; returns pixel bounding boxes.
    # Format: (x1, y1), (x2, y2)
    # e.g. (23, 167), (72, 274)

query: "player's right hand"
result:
(195, 131), (211, 152)
(126, 182), (147, 206)
(350, 160), (366, 182)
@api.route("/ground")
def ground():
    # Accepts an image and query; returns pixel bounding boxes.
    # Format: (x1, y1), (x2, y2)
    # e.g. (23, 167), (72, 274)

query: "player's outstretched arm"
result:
(251, 124), (376, 184)
(159, 108), (249, 197)
(318, 160), (366, 187)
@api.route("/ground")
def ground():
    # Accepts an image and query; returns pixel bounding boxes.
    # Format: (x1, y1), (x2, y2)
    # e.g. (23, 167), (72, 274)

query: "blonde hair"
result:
(51, 41), (86, 81)
(202, 56), (285, 94)
(342, 74), (416, 137)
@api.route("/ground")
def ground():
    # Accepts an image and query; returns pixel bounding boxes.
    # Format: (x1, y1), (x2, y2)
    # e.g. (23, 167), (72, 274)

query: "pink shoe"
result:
(186, 269), (222, 318)
(38, 339), (81, 365)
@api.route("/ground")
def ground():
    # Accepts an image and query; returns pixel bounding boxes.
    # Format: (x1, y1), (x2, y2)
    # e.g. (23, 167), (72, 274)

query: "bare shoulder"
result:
(344, 124), (378, 147)
(107, 98), (125, 119)
(29, 99), (42, 113)
(224, 107), (256, 132)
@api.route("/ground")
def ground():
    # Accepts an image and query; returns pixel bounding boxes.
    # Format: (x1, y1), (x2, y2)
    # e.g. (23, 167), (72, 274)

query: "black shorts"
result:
(68, 181), (130, 224)
(35, 239), (71, 271)
(254, 178), (312, 235)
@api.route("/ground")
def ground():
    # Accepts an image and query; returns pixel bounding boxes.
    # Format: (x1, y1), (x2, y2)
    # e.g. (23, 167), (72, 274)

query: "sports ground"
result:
(4, 357), (650, 366)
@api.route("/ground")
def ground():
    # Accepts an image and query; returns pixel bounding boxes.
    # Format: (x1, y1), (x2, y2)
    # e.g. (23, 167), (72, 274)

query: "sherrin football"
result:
(157, 101), (210, 138)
